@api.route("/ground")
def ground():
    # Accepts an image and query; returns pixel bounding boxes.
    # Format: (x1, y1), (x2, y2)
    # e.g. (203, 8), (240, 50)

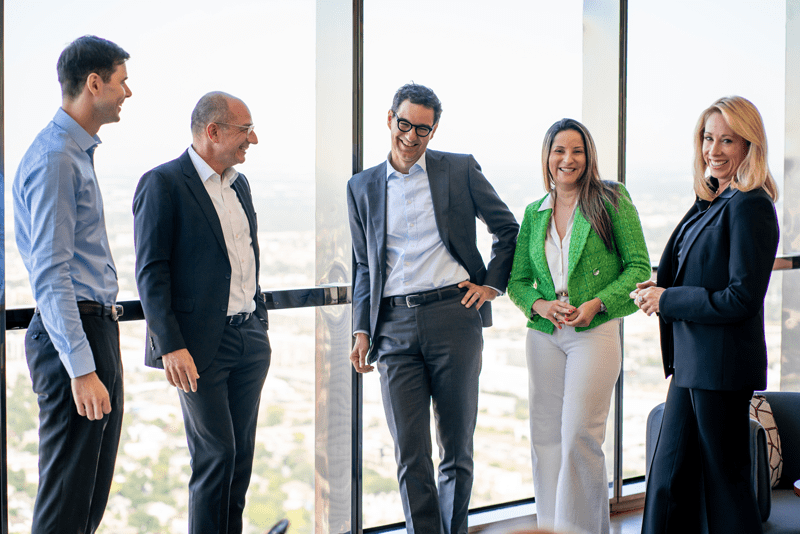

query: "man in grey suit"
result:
(347, 83), (519, 534)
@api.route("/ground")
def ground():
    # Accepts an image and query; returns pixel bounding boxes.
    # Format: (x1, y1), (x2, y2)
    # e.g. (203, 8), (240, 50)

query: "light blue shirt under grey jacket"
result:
(13, 108), (119, 378)
(383, 153), (470, 297)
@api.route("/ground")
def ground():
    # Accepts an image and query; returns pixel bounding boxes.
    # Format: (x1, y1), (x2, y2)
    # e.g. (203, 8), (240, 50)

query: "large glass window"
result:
(362, 0), (583, 526)
(5, 1), (799, 532)
(3, 1), (316, 532)
(623, 0), (786, 480)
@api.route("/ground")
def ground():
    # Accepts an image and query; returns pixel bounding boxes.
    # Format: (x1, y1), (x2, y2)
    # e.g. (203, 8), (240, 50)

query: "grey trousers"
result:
(374, 293), (483, 534)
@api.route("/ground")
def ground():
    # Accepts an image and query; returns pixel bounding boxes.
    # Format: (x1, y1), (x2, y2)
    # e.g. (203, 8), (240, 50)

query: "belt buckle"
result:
(405, 295), (421, 308)
(229, 312), (249, 327)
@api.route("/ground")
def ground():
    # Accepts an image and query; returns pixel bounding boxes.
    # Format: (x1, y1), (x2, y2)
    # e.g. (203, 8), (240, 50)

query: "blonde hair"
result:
(541, 118), (621, 251)
(693, 96), (778, 202)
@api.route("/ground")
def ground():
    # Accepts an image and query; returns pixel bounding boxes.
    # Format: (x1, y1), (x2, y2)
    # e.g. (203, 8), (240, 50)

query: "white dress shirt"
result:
(188, 146), (256, 315)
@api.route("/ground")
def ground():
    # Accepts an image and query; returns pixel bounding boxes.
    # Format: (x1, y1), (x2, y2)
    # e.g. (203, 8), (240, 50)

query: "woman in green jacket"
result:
(507, 118), (650, 534)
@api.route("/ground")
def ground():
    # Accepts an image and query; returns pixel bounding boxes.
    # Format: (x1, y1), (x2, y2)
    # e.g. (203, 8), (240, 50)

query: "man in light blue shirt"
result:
(13, 35), (131, 534)
(347, 83), (518, 534)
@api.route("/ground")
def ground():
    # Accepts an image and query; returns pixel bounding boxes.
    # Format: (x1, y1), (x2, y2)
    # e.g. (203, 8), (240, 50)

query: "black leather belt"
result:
(382, 284), (467, 308)
(77, 300), (123, 321)
(227, 312), (252, 326)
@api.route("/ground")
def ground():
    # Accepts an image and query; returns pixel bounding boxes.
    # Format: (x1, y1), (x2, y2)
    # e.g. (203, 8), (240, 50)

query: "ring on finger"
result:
(553, 312), (558, 319)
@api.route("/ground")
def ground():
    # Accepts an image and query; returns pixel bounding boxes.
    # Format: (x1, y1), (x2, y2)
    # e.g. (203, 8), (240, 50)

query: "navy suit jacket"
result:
(657, 186), (778, 391)
(346, 149), (519, 358)
(133, 150), (268, 372)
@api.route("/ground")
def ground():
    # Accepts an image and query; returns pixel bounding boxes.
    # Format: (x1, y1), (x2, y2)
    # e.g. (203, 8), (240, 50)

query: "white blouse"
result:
(540, 193), (575, 298)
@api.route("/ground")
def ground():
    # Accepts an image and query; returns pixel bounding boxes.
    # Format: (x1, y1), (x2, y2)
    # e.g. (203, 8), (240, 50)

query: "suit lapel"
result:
(179, 152), (228, 257)
(426, 151), (451, 249)
(532, 202), (554, 285)
(233, 175), (260, 278)
(674, 192), (734, 282)
(567, 207), (592, 279)
(366, 164), (387, 276)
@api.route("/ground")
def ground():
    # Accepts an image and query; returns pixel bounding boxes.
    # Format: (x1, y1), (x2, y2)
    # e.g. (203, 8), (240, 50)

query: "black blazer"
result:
(657, 186), (778, 391)
(133, 150), (268, 372)
(346, 149), (519, 347)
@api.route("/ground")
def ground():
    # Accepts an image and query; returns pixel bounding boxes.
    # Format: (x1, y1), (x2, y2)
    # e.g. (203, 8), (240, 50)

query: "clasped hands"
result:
(630, 280), (664, 316)
(532, 298), (602, 329)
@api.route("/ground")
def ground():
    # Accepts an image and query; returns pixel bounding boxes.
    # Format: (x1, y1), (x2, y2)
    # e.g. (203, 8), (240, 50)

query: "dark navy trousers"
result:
(642, 380), (762, 534)
(25, 310), (123, 534)
(178, 315), (271, 534)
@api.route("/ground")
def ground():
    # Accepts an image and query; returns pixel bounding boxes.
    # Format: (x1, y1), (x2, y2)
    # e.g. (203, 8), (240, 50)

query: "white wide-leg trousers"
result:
(526, 319), (621, 534)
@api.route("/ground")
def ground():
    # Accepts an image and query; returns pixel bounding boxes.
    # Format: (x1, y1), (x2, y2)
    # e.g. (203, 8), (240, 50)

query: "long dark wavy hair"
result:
(541, 118), (622, 252)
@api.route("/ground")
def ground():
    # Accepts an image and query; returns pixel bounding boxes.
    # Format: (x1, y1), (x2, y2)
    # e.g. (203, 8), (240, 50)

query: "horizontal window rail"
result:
(649, 254), (800, 273)
(8, 252), (800, 329)
(4, 284), (352, 330)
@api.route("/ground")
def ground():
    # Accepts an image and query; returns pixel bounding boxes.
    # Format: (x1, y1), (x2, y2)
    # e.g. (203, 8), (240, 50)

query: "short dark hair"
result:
(57, 35), (129, 100)
(191, 91), (235, 137)
(391, 83), (443, 125)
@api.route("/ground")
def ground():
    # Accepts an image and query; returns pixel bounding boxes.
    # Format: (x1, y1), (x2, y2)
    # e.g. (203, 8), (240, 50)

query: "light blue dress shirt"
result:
(383, 153), (470, 297)
(13, 108), (119, 378)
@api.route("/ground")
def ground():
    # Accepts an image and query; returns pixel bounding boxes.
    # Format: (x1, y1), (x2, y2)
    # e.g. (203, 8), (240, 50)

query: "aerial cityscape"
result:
(3, 165), (785, 533)
(1, 2), (787, 532)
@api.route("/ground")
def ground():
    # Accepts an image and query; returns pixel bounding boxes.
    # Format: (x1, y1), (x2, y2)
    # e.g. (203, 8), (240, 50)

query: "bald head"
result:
(190, 91), (257, 175)
(191, 91), (240, 139)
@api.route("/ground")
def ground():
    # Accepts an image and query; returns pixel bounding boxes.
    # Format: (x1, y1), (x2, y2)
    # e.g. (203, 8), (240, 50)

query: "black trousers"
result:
(178, 315), (271, 534)
(25, 310), (124, 534)
(641, 379), (762, 534)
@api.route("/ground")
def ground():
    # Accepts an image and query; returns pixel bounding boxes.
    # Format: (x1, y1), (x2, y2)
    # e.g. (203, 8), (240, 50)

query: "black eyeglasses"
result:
(393, 112), (434, 137)
(216, 122), (256, 136)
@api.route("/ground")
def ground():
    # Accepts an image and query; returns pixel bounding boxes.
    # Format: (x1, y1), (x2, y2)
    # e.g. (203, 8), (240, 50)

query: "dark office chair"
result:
(266, 518), (290, 534)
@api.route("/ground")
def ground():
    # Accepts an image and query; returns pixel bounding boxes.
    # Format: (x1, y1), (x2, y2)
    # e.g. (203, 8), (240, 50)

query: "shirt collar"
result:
(188, 145), (240, 185)
(706, 176), (737, 200)
(54, 107), (101, 153)
(539, 192), (555, 212)
(385, 151), (427, 180)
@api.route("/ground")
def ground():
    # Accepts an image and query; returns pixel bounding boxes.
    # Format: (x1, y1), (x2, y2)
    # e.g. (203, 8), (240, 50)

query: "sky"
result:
(1, 0), (789, 252)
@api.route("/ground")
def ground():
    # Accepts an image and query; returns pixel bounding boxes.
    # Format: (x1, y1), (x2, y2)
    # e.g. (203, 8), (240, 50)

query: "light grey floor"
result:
(610, 509), (644, 534)
(378, 505), (646, 533)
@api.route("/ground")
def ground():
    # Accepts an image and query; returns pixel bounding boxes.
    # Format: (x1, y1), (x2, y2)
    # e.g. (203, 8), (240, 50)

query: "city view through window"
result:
(2, 0), (790, 533)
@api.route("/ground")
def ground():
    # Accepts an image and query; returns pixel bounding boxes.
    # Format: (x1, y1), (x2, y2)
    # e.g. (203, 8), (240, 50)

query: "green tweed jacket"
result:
(508, 182), (650, 333)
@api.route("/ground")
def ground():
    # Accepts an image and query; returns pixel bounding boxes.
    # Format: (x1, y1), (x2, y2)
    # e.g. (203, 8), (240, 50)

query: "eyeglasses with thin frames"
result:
(393, 112), (433, 137)
(216, 122), (256, 136)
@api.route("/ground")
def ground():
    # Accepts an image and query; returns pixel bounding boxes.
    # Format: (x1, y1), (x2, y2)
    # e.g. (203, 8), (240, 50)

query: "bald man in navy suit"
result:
(134, 92), (271, 534)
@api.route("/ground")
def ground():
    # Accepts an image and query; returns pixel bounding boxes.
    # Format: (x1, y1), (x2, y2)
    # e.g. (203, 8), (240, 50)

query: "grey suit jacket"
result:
(346, 149), (519, 358)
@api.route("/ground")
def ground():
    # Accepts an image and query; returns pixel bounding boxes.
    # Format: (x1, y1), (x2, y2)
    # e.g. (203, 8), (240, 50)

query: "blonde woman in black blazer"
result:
(633, 96), (779, 534)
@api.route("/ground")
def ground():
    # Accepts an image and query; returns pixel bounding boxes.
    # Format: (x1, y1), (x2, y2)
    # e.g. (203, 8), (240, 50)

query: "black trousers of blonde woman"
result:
(642, 380), (762, 534)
